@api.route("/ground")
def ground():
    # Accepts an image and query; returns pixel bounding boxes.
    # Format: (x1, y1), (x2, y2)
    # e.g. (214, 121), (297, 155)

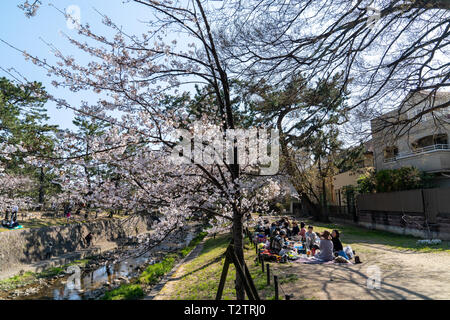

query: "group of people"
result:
(256, 217), (353, 263)
(1, 205), (20, 229)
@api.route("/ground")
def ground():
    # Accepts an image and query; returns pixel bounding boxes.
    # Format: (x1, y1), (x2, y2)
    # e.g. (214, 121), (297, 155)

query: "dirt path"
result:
(149, 240), (206, 300)
(276, 243), (450, 300)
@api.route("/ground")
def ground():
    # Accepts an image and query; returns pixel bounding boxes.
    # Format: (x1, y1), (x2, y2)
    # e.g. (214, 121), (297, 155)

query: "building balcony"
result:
(381, 144), (450, 172)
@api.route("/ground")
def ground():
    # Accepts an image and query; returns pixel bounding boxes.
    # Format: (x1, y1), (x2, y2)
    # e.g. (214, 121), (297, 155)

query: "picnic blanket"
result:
(293, 256), (353, 265)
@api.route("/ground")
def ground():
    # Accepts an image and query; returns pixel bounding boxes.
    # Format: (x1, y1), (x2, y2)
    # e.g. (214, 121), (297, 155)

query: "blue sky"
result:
(0, 1), (159, 130)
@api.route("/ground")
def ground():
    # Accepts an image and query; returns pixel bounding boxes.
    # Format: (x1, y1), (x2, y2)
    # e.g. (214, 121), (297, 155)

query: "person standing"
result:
(85, 232), (93, 247)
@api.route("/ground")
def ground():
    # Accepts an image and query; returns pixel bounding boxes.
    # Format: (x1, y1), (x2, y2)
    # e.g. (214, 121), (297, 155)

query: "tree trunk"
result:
(38, 167), (45, 210)
(318, 158), (329, 223)
(321, 177), (330, 223)
(232, 208), (245, 300)
(278, 130), (322, 219)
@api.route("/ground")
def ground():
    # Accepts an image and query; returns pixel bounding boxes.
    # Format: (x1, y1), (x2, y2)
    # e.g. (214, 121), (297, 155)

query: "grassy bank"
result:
(102, 231), (208, 300)
(157, 234), (299, 300)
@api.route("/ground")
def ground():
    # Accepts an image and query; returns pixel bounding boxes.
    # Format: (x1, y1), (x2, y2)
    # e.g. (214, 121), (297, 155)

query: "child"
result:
(305, 226), (319, 251)
(299, 222), (306, 241)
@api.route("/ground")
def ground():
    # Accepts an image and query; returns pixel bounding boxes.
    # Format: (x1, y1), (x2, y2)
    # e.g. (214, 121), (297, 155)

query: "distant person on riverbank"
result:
(64, 203), (72, 221)
(45, 242), (53, 260)
(2, 208), (11, 227)
(85, 232), (93, 247)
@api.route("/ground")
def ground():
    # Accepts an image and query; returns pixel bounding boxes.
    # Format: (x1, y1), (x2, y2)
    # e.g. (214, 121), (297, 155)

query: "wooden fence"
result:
(351, 188), (450, 240)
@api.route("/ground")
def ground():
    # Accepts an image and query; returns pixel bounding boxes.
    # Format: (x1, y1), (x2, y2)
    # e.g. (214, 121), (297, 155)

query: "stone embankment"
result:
(0, 215), (155, 280)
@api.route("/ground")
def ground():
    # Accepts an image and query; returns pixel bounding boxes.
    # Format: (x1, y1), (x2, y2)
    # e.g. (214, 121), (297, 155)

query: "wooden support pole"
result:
(274, 275), (279, 300)
(261, 256), (265, 273)
(216, 254), (231, 300)
(266, 263), (270, 286)
(216, 242), (260, 301)
(243, 259), (260, 300)
(228, 249), (256, 300)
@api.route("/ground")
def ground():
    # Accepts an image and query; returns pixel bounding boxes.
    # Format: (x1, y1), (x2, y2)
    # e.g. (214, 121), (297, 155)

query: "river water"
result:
(18, 230), (196, 300)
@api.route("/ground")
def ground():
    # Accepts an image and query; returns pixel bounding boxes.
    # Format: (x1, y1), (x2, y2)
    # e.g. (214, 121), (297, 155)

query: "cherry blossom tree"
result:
(15, 0), (282, 299)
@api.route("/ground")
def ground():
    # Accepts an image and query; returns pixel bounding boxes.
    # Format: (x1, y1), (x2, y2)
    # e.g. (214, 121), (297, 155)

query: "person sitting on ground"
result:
(291, 222), (300, 236)
(9, 206), (19, 228)
(270, 222), (277, 237)
(331, 229), (343, 252)
(280, 228), (289, 242)
(282, 221), (292, 236)
(264, 222), (271, 237)
(331, 229), (350, 259)
(305, 225), (319, 250)
(270, 229), (285, 254)
(270, 229), (280, 251)
(299, 222), (307, 241)
(316, 230), (335, 262)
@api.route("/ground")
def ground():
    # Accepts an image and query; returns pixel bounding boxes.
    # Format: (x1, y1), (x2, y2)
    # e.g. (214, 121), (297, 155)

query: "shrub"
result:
(357, 167), (434, 194)
(356, 174), (376, 194)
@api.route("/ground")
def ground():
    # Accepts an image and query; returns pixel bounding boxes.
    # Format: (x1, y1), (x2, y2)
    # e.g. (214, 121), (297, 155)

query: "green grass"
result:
(139, 254), (178, 285)
(0, 272), (35, 290)
(139, 231), (208, 285)
(303, 220), (450, 253)
(164, 234), (280, 300)
(38, 267), (65, 278)
(180, 231), (208, 257)
(102, 284), (144, 300)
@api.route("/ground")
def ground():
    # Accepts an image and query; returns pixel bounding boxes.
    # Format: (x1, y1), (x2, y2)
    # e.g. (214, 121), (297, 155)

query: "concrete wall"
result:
(0, 215), (155, 275)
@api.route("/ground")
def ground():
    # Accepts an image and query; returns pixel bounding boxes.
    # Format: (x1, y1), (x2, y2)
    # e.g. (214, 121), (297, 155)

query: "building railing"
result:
(383, 144), (449, 163)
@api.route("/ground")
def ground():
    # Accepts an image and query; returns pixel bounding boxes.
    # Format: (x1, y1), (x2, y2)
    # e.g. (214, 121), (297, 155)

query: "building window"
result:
(412, 134), (448, 150)
(383, 146), (398, 159)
